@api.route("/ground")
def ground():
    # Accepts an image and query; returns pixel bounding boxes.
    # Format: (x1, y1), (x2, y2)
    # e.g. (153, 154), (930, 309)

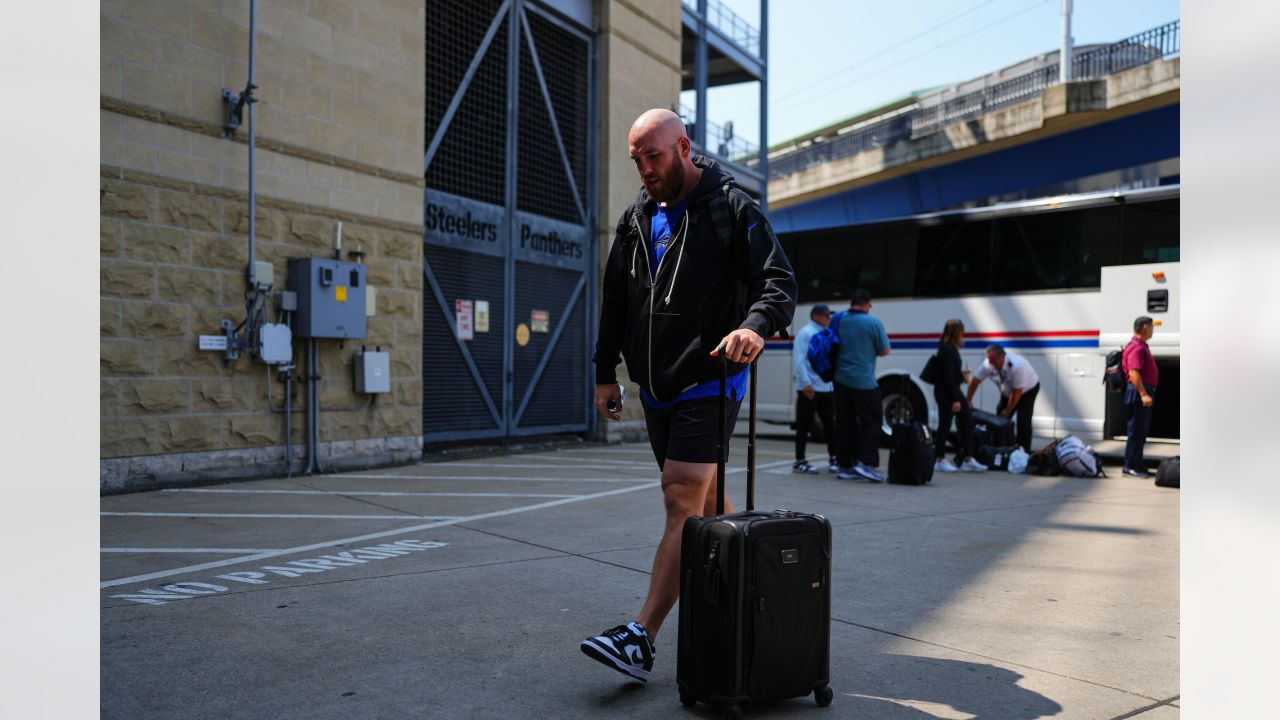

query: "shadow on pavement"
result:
(837, 654), (1063, 720)
(1039, 522), (1151, 536)
(582, 654), (1061, 720)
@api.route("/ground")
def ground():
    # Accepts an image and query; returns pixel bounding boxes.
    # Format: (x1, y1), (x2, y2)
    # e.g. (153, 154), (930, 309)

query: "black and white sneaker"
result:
(581, 622), (654, 682)
(792, 460), (820, 474)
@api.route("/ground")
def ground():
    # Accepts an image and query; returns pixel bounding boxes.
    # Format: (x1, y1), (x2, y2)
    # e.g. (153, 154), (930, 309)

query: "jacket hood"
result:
(632, 155), (734, 211)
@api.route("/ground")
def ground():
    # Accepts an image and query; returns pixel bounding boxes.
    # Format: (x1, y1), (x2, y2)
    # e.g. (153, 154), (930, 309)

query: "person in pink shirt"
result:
(1122, 316), (1160, 477)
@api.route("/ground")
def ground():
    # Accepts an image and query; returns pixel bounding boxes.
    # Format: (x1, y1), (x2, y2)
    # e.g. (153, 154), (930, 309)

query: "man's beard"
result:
(648, 157), (685, 203)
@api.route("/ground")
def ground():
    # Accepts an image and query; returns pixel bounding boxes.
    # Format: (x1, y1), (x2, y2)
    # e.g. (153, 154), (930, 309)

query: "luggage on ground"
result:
(971, 409), (1016, 448)
(975, 444), (1021, 472)
(888, 422), (934, 485)
(1055, 435), (1105, 477)
(677, 353), (834, 716)
(1026, 440), (1061, 476)
(1007, 448), (1030, 474)
(1155, 456), (1180, 488)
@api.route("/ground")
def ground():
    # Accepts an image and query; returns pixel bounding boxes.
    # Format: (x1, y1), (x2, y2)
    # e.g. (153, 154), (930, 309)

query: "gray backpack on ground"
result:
(1056, 435), (1104, 478)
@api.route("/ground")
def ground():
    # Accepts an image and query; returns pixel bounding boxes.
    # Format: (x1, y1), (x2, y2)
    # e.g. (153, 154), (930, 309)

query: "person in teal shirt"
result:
(834, 289), (891, 481)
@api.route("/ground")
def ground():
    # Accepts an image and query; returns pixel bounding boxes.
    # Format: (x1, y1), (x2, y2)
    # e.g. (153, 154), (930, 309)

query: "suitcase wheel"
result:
(678, 686), (695, 707)
(815, 684), (834, 707)
(721, 702), (744, 720)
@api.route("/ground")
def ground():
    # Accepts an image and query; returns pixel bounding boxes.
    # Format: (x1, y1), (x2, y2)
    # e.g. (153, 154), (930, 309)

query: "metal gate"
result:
(422, 0), (595, 442)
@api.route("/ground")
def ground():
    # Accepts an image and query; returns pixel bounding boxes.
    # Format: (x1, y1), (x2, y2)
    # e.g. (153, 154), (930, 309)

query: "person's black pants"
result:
(934, 396), (974, 461)
(835, 384), (882, 468)
(996, 382), (1040, 451)
(1124, 384), (1157, 471)
(795, 391), (836, 463)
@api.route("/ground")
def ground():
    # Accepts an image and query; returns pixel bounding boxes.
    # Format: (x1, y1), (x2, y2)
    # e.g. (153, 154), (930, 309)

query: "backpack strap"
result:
(707, 179), (738, 251)
(615, 203), (640, 251)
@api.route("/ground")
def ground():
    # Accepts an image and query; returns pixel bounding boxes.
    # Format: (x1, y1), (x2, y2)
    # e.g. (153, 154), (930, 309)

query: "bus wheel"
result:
(879, 376), (927, 447)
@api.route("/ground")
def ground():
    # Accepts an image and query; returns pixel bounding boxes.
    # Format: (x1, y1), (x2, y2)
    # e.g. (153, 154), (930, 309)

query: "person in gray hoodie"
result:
(582, 109), (796, 683)
(792, 304), (837, 474)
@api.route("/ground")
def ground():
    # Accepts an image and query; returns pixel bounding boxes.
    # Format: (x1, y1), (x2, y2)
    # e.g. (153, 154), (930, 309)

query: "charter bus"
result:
(757, 185), (1180, 445)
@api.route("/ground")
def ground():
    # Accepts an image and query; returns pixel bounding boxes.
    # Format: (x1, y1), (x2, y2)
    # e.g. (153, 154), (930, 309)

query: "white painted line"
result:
(101, 548), (280, 554)
(101, 481), (660, 589)
(100, 459), (794, 590)
(333, 474), (648, 483)
(523, 456), (654, 467)
(163, 489), (579, 499)
(441, 462), (657, 470)
(332, 461), (789, 483)
(100, 512), (462, 521)
(843, 694), (976, 719)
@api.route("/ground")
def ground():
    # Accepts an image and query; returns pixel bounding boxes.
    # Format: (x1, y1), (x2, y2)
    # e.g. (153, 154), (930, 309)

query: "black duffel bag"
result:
(1154, 456), (1180, 488)
(975, 444), (1021, 472)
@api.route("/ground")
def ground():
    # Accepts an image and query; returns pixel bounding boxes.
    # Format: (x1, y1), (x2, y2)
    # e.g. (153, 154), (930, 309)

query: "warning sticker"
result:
(531, 310), (549, 333)
(455, 299), (474, 341)
(475, 300), (490, 333)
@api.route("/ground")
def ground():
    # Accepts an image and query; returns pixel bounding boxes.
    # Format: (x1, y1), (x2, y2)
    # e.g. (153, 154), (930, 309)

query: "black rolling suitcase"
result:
(971, 408), (1016, 447)
(677, 355), (834, 719)
(888, 422), (934, 485)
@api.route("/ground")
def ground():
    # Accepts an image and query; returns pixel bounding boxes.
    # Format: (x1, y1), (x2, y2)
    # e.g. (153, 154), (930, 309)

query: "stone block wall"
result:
(101, 0), (426, 491)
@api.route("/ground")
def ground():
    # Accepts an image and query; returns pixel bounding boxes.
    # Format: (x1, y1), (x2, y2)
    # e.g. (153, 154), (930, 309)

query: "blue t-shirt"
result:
(648, 197), (690, 277)
(640, 368), (748, 410)
(835, 310), (890, 390)
(641, 197), (739, 409)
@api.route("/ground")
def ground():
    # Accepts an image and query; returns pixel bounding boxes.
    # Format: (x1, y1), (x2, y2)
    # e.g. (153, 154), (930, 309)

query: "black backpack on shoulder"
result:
(1103, 345), (1129, 394)
(919, 354), (938, 385)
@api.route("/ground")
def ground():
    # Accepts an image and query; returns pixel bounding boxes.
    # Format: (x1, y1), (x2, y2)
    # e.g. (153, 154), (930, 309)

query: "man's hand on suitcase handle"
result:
(595, 383), (623, 421)
(710, 328), (763, 363)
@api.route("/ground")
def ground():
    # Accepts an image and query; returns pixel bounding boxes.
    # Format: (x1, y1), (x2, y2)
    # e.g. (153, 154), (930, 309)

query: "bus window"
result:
(993, 205), (1121, 292)
(1123, 199), (1180, 264)
(914, 219), (993, 297)
(782, 228), (852, 303)
(846, 224), (916, 299)
(781, 222), (916, 302)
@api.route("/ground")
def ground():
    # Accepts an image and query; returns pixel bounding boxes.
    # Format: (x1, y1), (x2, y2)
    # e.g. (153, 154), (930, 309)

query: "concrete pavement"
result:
(101, 438), (1179, 719)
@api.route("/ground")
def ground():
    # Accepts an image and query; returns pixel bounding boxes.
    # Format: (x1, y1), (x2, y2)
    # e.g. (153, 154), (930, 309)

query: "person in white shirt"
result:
(791, 304), (836, 473)
(965, 344), (1041, 451)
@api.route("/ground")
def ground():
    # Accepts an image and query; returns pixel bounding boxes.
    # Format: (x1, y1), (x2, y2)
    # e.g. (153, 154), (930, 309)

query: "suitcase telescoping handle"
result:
(716, 346), (757, 515)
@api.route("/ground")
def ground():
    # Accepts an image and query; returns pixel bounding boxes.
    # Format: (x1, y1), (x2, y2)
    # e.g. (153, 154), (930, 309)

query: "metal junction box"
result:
(354, 350), (391, 394)
(287, 258), (367, 339)
(257, 323), (293, 364)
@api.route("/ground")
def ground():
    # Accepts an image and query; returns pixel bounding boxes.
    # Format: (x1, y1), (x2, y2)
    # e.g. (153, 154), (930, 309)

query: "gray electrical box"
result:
(257, 323), (293, 364)
(354, 350), (391, 394)
(287, 258), (367, 339)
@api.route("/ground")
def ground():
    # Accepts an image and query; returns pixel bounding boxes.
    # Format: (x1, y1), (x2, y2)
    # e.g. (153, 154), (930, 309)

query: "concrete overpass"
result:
(761, 21), (1180, 232)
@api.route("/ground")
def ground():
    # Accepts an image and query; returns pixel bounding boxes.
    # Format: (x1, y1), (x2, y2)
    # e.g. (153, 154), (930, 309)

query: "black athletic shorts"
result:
(643, 396), (742, 470)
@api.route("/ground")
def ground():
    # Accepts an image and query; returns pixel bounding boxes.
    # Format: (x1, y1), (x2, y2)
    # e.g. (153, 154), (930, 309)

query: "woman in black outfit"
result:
(933, 320), (987, 473)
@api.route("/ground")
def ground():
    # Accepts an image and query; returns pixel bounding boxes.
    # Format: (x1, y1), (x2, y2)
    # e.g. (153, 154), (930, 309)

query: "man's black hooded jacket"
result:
(593, 156), (797, 404)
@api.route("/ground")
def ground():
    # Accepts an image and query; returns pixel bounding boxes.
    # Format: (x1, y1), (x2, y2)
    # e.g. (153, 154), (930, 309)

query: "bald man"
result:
(582, 109), (796, 683)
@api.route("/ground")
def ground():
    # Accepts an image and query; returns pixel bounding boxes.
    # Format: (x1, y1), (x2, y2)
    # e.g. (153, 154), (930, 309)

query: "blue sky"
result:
(683, 0), (1180, 149)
